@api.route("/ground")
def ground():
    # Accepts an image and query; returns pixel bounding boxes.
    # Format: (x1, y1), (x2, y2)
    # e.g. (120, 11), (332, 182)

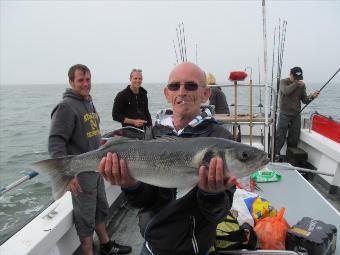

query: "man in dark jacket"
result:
(99, 62), (235, 255)
(48, 64), (131, 255)
(276, 66), (320, 156)
(207, 72), (230, 114)
(112, 69), (152, 130)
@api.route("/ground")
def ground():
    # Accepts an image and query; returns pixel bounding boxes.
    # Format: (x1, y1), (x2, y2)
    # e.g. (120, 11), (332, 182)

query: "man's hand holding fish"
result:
(100, 152), (138, 189)
(198, 157), (237, 193)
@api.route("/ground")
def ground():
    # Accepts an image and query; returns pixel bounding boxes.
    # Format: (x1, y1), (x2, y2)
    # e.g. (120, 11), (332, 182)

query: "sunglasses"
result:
(167, 81), (199, 91)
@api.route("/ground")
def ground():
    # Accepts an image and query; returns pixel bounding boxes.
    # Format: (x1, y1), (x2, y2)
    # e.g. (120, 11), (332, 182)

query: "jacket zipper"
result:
(190, 215), (199, 254)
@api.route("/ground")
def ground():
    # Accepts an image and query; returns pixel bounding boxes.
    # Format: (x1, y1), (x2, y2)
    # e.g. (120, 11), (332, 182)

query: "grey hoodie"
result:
(279, 78), (312, 116)
(48, 88), (101, 158)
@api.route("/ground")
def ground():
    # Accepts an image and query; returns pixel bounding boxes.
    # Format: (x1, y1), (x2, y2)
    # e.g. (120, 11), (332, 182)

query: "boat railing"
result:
(209, 83), (268, 88)
(208, 83), (277, 113)
(209, 83), (277, 161)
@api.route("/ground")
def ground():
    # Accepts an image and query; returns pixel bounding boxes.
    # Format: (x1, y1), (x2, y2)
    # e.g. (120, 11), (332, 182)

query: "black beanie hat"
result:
(290, 67), (303, 80)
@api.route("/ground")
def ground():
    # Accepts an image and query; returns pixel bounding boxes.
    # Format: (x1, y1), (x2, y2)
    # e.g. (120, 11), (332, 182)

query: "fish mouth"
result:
(258, 157), (270, 169)
(249, 157), (270, 172)
(263, 158), (270, 165)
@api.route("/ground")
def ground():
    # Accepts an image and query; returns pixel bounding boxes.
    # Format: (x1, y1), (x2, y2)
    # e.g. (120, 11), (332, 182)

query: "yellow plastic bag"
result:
(232, 188), (277, 227)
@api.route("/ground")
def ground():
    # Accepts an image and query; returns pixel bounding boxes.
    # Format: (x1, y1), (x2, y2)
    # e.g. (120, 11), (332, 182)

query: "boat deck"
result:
(256, 164), (340, 255)
(308, 175), (340, 212)
(73, 195), (143, 255)
(106, 203), (143, 255)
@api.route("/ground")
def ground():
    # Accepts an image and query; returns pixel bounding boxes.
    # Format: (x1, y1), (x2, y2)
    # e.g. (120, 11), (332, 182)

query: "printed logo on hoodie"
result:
(84, 112), (101, 138)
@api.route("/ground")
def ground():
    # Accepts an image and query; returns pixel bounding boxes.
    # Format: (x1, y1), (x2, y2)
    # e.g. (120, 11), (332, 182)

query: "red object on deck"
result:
(311, 114), (340, 143)
(229, 71), (248, 81)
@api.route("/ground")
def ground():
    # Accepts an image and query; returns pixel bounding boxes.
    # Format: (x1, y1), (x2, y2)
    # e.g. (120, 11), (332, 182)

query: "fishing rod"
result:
(269, 26), (276, 110)
(268, 25), (277, 156)
(279, 21), (287, 74)
(176, 27), (183, 62)
(275, 19), (287, 100)
(245, 66), (253, 145)
(295, 68), (340, 117)
(273, 19), (287, 104)
(273, 19), (287, 157)
(275, 18), (282, 99)
(173, 22), (190, 63)
(180, 23), (185, 61)
(270, 163), (334, 177)
(172, 40), (179, 64)
(181, 22), (188, 62)
(178, 24), (184, 62)
(267, 21), (279, 160)
(275, 19), (287, 91)
(258, 57), (264, 146)
(0, 171), (39, 196)
(258, 57), (263, 112)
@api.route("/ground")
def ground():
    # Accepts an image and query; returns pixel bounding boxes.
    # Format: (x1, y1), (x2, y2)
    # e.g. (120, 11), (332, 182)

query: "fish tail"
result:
(31, 156), (74, 200)
(52, 174), (74, 200)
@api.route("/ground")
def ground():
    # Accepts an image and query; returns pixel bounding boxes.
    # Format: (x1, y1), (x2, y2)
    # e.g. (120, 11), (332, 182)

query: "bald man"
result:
(99, 62), (234, 255)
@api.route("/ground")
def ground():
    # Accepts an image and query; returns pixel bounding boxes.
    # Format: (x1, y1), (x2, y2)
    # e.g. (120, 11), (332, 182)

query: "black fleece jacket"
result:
(112, 85), (152, 128)
(122, 119), (234, 255)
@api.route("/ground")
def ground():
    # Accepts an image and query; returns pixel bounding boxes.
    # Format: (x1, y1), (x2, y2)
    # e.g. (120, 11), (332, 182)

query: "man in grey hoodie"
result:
(48, 64), (131, 255)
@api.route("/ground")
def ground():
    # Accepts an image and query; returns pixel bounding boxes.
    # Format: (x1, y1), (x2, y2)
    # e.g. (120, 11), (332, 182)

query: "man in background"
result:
(207, 72), (230, 114)
(276, 66), (320, 156)
(112, 69), (152, 130)
(48, 64), (131, 255)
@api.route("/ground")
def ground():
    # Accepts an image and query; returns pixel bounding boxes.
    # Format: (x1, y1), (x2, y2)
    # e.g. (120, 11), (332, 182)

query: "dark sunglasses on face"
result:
(167, 81), (199, 91)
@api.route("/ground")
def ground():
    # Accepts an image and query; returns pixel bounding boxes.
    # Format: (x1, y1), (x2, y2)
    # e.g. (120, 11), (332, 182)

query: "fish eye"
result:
(239, 150), (250, 161)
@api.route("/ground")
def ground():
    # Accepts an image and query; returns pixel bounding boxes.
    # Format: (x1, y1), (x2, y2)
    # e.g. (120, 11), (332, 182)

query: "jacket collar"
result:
(125, 85), (148, 95)
(155, 107), (216, 135)
(63, 88), (92, 102)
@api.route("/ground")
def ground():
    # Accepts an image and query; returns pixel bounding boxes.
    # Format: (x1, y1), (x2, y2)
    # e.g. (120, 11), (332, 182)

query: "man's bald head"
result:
(168, 62), (207, 87)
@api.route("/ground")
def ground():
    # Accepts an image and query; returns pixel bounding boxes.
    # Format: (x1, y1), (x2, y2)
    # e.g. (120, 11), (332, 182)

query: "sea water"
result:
(0, 82), (339, 244)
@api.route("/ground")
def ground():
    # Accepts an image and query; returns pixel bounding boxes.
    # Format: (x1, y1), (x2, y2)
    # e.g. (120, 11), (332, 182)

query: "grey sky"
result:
(1, 0), (339, 85)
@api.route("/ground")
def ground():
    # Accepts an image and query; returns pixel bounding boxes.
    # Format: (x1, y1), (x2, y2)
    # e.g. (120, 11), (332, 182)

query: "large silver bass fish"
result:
(31, 136), (269, 199)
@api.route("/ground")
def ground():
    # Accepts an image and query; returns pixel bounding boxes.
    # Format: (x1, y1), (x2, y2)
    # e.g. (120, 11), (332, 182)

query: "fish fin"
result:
(144, 126), (154, 140)
(153, 135), (185, 142)
(102, 126), (144, 138)
(30, 157), (74, 200)
(99, 136), (136, 149)
(176, 184), (196, 199)
(52, 175), (74, 200)
(102, 126), (148, 140)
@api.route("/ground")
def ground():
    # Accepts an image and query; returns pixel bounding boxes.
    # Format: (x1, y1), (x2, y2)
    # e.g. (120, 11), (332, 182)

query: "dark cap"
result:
(290, 67), (303, 80)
